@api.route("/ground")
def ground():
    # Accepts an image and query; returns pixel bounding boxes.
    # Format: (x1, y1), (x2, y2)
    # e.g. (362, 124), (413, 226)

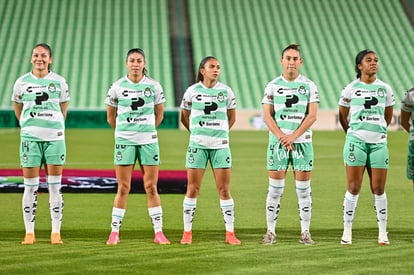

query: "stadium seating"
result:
(1, 0), (414, 111)
(188, 0), (414, 110)
(0, 0), (174, 109)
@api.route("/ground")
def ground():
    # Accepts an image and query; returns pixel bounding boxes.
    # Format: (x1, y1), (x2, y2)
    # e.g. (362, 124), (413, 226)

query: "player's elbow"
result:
(307, 113), (317, 125)
(107, 117), (116, 129)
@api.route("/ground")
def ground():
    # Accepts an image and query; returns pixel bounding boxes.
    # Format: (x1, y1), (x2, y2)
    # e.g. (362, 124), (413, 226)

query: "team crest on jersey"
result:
(217, 92), (225, 102)
(22, 153), (28, 163)
(297, 85), (306, 95)
(48, 83), (56, 92)
(188, 154), (194, 164)
(348, 153), (355, 162)
(268, 156), (274, 166)
(144, 87), (153, 97)
(377, 88), (385, 97)
(116, 151), (122, 161)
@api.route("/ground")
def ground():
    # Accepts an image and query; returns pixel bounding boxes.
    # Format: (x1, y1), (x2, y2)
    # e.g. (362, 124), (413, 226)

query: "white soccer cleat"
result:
(262, 231), (276, 245)
(378, 232), (390, 245)
(300, 230), (315, 245)
(340, 230), (352, 245)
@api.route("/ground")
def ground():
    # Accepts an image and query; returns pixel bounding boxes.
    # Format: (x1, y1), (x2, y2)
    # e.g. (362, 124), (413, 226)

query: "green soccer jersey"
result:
(338, 78), (395, 143)
(12, 71), (70, 141)
(105, 75), (165, 145)
(262, 75), (319, 143)
(180, 81), (237, 149)
(400, 87), (414, 140)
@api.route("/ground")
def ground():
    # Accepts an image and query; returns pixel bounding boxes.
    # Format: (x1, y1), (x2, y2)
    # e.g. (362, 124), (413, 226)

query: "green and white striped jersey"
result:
(338, 78), (395, 143)
(262, 75), (319, 143)
(180, 81), (236, 149)
(105, 75), (165, 145)
(400, 87), (414, 140)
(12, 71), (69, 141)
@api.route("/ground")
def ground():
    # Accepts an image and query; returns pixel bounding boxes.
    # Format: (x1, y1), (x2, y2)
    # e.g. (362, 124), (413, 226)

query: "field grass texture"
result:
(0, 129), (413, 274)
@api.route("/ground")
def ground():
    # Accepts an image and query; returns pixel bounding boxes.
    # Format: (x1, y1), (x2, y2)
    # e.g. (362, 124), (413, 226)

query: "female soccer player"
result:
(12, 43), (69, 245)
(261, 44), (319, 245)
(400, 87), (414, 242)
(338, 49), (395, 245)
(105, 48), (170, 245)
(179, 56), (240, 245)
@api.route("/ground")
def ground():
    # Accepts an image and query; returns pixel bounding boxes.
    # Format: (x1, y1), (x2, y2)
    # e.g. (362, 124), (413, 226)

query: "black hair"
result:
(33, 43), (52, 56)
(196, 56), (217, 82)
(281, 44), (301, 58)
(126, 48), (148, 75)
(196, 55), (217, 82)
(355, 49), (376, 78)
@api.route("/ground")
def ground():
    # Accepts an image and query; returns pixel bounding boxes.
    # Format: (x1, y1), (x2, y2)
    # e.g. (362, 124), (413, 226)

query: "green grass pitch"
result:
(0, 128), (413, 274)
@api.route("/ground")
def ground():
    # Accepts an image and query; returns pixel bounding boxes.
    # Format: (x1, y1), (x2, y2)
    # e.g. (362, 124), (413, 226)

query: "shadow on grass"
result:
(2, 227), (413, 245)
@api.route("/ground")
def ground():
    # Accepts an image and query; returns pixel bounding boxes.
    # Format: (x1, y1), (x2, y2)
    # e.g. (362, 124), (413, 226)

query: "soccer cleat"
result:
(106, 231), (120, 245)
(262, 231), (276, 245)
(180, 231), (192, 244)
(340, 230), (352, 245)
(299, 230), (315, 245)
(21, 233), (36, 245)
(226, 231), (241, 245)
(378, 232), (390, 245)
(51, 233), (63, 245)
(153, 231), (170, 245)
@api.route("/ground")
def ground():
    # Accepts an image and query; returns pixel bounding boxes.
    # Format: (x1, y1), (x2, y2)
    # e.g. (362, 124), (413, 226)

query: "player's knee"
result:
(268, 185), (284, 199)
(117, 183), (131, 196)
(268, 178), (285, 199)
(144, 184), (158, 197)
(295, 180), (311, 199)
(296, 187), (311, 199)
